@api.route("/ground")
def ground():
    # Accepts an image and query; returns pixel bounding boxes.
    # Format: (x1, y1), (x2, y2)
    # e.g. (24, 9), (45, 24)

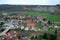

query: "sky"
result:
(0, 0), (60, 5)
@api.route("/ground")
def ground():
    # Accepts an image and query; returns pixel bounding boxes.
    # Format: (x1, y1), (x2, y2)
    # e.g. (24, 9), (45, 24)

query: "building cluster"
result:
(3, 14), (50, 31)
(0, 13), (58, 40)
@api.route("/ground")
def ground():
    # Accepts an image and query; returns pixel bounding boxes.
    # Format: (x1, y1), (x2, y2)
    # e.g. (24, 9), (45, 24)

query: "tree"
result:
(0, 22), (4, 27)
(43, 33), (48, 40)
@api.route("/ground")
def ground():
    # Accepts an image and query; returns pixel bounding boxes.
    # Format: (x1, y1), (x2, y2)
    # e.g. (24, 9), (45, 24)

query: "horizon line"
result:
(0, 4), (60, 5)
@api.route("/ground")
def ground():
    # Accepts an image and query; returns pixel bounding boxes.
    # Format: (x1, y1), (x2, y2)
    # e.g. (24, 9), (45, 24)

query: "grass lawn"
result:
(25, 11), (60, 26)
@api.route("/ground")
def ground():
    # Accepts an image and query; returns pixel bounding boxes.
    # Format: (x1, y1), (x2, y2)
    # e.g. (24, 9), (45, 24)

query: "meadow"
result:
(25, 11), (60, 26)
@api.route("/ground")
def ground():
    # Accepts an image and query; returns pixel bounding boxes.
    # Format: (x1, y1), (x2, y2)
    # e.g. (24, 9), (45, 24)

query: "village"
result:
(0, 12), (58, 40)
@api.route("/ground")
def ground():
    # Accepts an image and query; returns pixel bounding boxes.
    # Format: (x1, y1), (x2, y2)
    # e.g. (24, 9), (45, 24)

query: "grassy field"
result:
(25, 11), (60, 26)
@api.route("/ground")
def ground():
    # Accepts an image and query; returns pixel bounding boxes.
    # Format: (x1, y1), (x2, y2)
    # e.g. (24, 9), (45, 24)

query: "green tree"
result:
(0, 22), (4, 27)
(43, 33), (48, 40)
